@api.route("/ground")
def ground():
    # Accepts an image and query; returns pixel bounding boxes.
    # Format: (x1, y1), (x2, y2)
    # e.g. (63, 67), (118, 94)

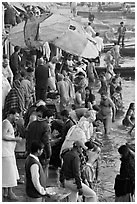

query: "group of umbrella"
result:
(6, 3), (99, 60)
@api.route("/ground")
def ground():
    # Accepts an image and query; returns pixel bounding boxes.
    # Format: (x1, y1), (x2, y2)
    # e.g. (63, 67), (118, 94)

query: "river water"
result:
(92, 79), (135, 201)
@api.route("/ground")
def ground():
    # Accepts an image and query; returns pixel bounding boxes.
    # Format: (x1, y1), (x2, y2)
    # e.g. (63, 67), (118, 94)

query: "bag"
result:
(114, 174), (131, 197)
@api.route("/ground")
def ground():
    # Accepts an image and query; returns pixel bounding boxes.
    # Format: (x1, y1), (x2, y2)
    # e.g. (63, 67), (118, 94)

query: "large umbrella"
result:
(9, 13), (99, 58)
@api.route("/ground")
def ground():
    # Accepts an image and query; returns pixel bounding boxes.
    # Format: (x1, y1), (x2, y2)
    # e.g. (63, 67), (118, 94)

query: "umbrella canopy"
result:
(39, 14), (98, 58)
(8, 13), (99, 58)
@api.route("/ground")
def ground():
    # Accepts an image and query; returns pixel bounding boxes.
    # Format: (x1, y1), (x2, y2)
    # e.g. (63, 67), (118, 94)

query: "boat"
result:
(95, 66), (135, 78)
(101, 3), (122, 11)
(103, 44), (135, 57)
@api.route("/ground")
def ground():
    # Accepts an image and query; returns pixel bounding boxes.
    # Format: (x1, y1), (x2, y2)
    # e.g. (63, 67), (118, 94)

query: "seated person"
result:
(122, 103), (135, 127)
(75, 87), (85, 109)
(85, 86), (96, 109)
(74, 71), (88, 92)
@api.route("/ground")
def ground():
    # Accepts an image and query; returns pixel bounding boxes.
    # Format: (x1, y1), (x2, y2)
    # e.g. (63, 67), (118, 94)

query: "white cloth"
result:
(2, 156), (19, 187)
(60, 117), (93, 155)
(2, 74), (11, 109)
(2, 119), (16, 157)
(2, 65), (13, 85)
(94, 36), (104, 52)
(2, 119), (19, 187)
(86, 26), (96, 37)
(29, 154), (46, 196)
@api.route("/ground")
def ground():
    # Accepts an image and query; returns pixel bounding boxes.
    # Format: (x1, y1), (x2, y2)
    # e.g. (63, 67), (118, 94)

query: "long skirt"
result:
(2, 156), (19, 187)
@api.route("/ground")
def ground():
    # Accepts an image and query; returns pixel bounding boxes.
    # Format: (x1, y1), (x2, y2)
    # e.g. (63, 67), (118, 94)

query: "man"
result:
(97, 91), (116, 135)
(60, 141), (97, 202)
(2, 54), (13, 85)
(26, 106), (54, 177)
(2, 108), (22, 200)
(35, 57), (49, 101)
(86, 22), (96, 38)
(9, 46), (21, 80)
(117, 21), (126, 47)
(94, 32), (104, 65)
(25, 141), (47, 202)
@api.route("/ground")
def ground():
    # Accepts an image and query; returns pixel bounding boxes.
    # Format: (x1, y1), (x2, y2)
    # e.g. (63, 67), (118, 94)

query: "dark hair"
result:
(120, 21), (124, 25)
(118, 145), (129, 158)
(14, 46), (20, 52)
(36, 105), (47, 118)
(88, 22), (91, 26)
(85, 141), (94, 150)
(116, 86), (122, 92)
(129, 103), (135, 110)
(20, 70), (27, 78)
(61, 110), (69, 117)
(27, 66), (34, 73)
(8, 108), (19, 115)
(43, 109), (54, 118)
(30, 141), (44, 154)
(96, 32), (100, 36)
(3, 54), (8, 59)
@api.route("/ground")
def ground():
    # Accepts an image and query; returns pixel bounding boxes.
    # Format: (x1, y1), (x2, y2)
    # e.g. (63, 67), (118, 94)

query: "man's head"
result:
(120, 21), (124, 26)
(14, 46), (20, 53)
(61, 109), (69, 122)
(7, 108), (20, 123)
(101, 91), (108, 100)
(3, 58), (9, 68)
(30, 141), (44, 156)
(96, 32), (100, 36)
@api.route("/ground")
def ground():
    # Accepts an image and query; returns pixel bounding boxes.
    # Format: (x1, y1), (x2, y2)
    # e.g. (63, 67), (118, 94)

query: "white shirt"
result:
(86, 25), (96, 37)
(29, 154), (46, 196)
(94, 36), (104, 52)
(2, 65), (13, 85)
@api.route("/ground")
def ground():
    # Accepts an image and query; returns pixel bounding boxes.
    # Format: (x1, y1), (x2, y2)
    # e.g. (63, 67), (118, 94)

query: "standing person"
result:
(115, 145), (135, 202)
(25, 141), (47, 202)
(105, 60), (115, 84)
(47, 56), (58, 91)
(87, 60), (98, 87)
(60, 141), (97, 202)
(97, 91), (116, 135)
(86, 22), (96, 38)
(57, 74), (70, 112)
(2, 54), (13, 86)
(35, 57), (49, 101)
(111, 42), (121, 67)
(26, 106), (54, 179)
(9, 46), (21, 80)
(94, 32), (104, 65)
(3, 80), (25, 119)
(2, 108), (22, 200)
(70, 2), (77, 17)
(117, 22), (126, 47)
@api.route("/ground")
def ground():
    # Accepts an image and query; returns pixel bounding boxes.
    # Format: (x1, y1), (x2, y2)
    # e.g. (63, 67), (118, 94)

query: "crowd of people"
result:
(2, 41), (135, 202)
(2, 2), (135, 203)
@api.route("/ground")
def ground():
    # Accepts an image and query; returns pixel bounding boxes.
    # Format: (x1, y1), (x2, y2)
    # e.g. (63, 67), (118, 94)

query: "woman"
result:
(3, 80), (25, 119)
(87, 61), (98, 87)
(48, 56), (58, 91)
(115, 145), (135, 202)
(122, 103), (135, 127)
